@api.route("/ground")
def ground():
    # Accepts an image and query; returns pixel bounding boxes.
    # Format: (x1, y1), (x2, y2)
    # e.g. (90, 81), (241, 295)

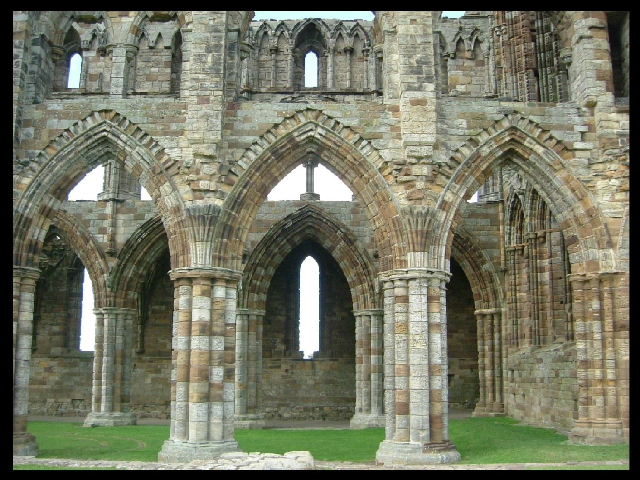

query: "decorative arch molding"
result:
(51, 209), (111, 307)
(36, 11), (113, 48)
(451, 226), (503, 310)
(108, 215), (169, 309)
(290, 18), (332, 46)
(125, 11), (191, 46)
(240, 204), (378, 313)
(13, 109), (185, 270)
(436, 113), (614, 275)
(213, 108), (406, 272)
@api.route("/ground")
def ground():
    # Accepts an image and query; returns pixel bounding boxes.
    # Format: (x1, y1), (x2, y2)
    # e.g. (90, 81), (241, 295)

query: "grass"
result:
(20, 417), (628, 468)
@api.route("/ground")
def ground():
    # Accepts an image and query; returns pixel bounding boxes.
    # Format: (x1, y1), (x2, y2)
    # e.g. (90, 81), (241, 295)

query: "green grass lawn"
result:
(21, 416), (628, 467)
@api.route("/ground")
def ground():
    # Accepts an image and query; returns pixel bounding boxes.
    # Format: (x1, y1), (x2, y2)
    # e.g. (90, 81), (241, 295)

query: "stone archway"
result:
(436, 116), (625, 444)
(236, 203), (383, 429)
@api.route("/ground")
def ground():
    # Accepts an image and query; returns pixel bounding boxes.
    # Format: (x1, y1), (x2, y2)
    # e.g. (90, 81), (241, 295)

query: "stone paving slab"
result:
(13, 456), (629, 471)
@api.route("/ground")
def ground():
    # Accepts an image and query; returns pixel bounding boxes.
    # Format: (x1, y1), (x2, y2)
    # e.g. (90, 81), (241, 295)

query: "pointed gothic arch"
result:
(240, 204), (378, 313)
(212, 108), (406, 273)
(435, 115), (615, 275)
(13, 110), (185, 270)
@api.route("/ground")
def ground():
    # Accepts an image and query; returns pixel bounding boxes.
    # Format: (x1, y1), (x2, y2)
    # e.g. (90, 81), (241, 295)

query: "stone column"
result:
(83, 307), (137, 426)
(473, 308), (504, 417)
(350, 309), (385, 428)
(235, 308), (265, 429)
(568, 272), (625, 445)
(109, 44), (137, 97)
(13, 266), (40, 456)
(326, 45), (335, 90)
(159, 267), (242, 462)
(269, 47), (277, 89)
(345, 46), (353, 89)
(300, 155), (320, 201)
(376, 269), (461, 465)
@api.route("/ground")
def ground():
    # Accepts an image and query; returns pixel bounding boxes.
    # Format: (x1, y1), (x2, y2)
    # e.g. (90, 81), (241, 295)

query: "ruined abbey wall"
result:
(14, 11), (629, 463)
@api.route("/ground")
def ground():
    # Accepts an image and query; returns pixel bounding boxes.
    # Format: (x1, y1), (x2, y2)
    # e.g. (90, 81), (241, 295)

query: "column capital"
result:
(353, 308), (384, 317)
(236, 308), (265, 317)
(13, 266), (41, 281)
(169, 267), (242, 282)
(379, 267), (451, 283)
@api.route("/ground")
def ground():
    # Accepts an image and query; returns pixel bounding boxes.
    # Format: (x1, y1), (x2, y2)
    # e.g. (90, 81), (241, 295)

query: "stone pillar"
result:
(376, 269), (461, 465)
(473, 308), (504, 417)
(109, 44), (137, 97)
(568, 272), (625, 445)
(326, 45), (335, 90)
(235, 308), (265, 429)
(13, 266), (40, 456)
(300, 155), (320, 201)
(270, 46), (277, 89)
(159, 267), (242, 462)
(83, 307), (137, 427)
(345, 46), (353, 89)
(350, 309), (385, 428)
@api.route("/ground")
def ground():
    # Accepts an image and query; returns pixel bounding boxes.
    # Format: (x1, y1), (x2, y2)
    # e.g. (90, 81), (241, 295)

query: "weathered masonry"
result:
(13, 11), (628, 465)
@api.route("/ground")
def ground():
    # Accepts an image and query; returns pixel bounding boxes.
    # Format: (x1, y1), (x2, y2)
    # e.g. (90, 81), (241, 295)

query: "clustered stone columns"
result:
(159, 267), (242, 462)
(568, 272), (626, 445)
(472, 308), (504, 417)
(350, 309), (385, 428)
(376, 269), (461, 465)
(84, 307), (137, 427)
(235, 308), (266, 429)
(13, 266), (40, 456)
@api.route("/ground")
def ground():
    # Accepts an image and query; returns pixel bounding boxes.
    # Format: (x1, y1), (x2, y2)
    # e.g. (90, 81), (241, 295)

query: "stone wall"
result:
(505, 342), (577, 433)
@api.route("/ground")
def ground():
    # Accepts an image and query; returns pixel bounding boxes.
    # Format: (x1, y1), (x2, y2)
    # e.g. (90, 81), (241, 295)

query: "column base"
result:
(300, 192), (320, 201)
(375, 440), (461, 465)
(472, 405), (505, 417)
(349, 413), (386, 429)
(13, 432), (38, 456)
(158, 439), (241, 463)
(83, 412), (137, 427)
(569, 419), (626, 445)
(235, 414), (266, 429)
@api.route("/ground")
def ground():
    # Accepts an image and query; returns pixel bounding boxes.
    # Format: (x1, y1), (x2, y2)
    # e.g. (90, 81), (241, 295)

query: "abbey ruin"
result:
(13, 11), (629, 465)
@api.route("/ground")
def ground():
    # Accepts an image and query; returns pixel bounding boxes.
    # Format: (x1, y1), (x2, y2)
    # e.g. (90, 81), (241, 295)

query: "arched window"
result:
(67, 53), (82, 88)
(304, 51), (318, 87)
(299, 256), (319, 358)
(79, 268), (96, 351)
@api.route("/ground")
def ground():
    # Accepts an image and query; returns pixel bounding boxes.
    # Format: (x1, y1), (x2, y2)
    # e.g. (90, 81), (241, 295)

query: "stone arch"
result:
(213, 108), (406, 273)
(436, 113), (615, 275)
(451, 226), (503, 311)
(125, 11), (191, 46)
(51, 209), (111, 308)
(108, 216), (169, 310)
(13, 110), (185, 271)
(241, 204), (378, 314)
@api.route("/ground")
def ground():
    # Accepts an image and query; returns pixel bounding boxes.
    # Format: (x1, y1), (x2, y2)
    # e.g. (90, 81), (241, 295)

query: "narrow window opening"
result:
(299, 256), (319, 358)
(67, 53), (82, 89)
(304, 51), (318, 88)
(80, 268), (96, 352)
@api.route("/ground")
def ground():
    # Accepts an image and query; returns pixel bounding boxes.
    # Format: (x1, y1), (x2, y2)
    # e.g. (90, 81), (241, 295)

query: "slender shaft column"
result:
(13, 266), (40, 456)
(473, 308), (504, 417)
(270, 47), (277, 88)
(376, 269), (461, 465)
(300, 155), (320, 201)
(326, 46), (335, 89)
(568, 272), (625, 445)
(159, 267), (242, 462)
(350, 309), (385, 429)
(235, 308), (265, 429)
(84, 307), (137, 426)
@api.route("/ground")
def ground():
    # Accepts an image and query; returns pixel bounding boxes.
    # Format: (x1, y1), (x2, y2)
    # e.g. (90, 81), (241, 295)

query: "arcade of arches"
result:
(13, 11), (628, 465)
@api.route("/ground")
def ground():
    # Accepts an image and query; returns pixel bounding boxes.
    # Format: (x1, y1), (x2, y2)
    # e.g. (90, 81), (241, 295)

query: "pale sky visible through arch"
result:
(72, 10), (466, 351)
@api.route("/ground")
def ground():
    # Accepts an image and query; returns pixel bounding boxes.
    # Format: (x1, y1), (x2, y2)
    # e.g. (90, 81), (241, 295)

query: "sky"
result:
(72, 10), (466, 353)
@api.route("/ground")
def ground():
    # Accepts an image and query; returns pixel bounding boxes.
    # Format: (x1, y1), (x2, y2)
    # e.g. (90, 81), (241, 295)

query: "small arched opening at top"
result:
(293, 22), (327, 89)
